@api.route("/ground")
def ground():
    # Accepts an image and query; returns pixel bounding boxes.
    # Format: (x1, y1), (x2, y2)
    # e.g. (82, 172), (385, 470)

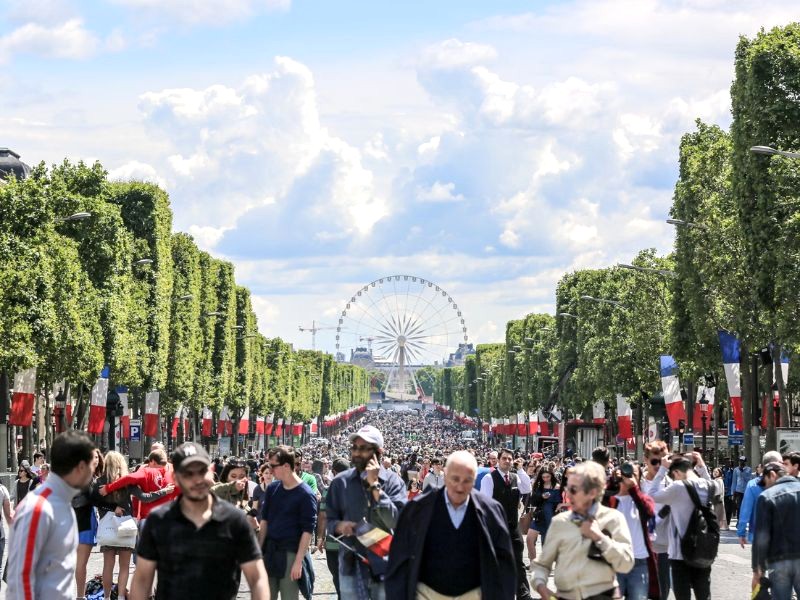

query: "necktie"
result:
(505, 473), (510, 486)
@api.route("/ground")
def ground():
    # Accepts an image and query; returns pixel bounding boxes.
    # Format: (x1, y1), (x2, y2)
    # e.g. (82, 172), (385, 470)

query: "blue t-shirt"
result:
(260, 480), (318, 542)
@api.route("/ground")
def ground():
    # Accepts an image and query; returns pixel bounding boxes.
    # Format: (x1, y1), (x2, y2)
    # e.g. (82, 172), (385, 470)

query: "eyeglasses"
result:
(350, 445), (373, 453)
(268, 462), (282, 469)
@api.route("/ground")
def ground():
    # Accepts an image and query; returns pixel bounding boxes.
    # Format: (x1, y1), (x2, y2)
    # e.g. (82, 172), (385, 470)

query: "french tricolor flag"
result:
(219, 406), (232, 437)
(119, 387), (130, 439)
(593, 401), (606, 424)
(616, 395), (633, 438)
(693, 384), (715, 432)
(144, 391), (160, 437)
(202, 406), (213, 437)
(718, 331), (743, 431)
(256, 415), (266, 435)
(171, 406), (184, 438)
(275, 418), (284, 436)
(265, 414), (274, 436)
(528, 411), (539, 435)
(10, 368), (37, 427)
(238, 406), (250, 435)
(660, 355), (686, 429)
(87, 366), (110, 434)
(538, 409), (550, 436)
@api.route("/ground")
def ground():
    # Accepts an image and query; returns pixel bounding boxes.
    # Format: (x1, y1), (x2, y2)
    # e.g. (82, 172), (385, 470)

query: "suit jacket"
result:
(385, 488), (516, 600)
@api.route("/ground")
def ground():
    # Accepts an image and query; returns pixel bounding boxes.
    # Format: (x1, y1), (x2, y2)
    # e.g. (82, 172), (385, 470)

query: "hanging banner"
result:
(239, 406), (250, 436)
(593, 401), (606, 424)
(202, 406), (213, 437)
(87, 366), (110, 434)
(616, 395), (633, 439)
(718, 330), (743, 431)
(693, 384), (716, 432)
(10, 368), (37, 427)
(144, 391), (159, 437)
(660, 355), (686, 429)
(118, 387), (130, 440)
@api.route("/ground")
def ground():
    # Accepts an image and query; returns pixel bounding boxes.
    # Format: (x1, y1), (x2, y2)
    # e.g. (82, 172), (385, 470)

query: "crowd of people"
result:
(2, 408), (800, 600)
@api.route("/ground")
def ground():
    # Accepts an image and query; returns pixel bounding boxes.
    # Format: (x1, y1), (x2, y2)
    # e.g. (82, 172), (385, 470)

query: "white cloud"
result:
(417, 135), (441, 156)
(0, 18), (99, 62)
(133, 56), (387, 254)
(108, 160), (167, 188)
(416, 181), (464, 203)
(420, 38), (497, 70)
(111, 0), (291, 26)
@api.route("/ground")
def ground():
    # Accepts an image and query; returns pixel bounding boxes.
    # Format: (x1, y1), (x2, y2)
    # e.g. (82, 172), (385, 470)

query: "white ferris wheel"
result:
(336, 275), (468, 401)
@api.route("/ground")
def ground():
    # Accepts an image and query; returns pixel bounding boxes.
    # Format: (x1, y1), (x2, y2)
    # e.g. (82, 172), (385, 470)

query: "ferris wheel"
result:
(336, 275), (468, 401)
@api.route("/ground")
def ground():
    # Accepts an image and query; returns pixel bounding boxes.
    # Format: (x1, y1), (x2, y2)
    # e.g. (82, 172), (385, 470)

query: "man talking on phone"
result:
(326, 425), (407, 599)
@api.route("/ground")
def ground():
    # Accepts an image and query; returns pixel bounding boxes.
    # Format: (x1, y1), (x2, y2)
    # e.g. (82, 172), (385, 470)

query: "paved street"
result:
(0, 521), (754, 599)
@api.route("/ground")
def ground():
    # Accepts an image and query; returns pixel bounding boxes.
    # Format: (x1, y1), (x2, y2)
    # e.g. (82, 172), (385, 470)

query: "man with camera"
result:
(647, 453), (715, 600)
(326, 425), (407, 600)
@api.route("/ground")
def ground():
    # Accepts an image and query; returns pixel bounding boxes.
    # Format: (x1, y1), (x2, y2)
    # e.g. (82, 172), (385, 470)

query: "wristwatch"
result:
(369, 482), (382, 491)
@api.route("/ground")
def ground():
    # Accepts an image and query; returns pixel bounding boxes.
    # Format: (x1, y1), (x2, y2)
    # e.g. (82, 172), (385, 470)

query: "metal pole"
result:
(0, 371), (8, 473)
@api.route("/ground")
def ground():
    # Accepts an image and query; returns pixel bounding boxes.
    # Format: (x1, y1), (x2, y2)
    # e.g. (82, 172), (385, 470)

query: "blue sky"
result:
(2, 0), (798, 359)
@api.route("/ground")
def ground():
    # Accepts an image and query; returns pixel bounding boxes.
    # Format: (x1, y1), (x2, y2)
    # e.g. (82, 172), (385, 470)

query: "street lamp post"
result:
(750, 145), (800, 159)
(699, 390), (709, 457)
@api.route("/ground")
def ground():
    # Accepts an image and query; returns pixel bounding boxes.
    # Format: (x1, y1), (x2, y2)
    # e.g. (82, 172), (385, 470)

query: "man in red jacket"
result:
(99, 449), (178, 519)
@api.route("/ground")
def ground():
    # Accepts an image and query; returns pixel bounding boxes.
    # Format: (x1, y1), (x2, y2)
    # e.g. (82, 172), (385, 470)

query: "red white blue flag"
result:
(718, 331), (743, 430)
(10, 368), (36, 427)
(660, 355), (686, 429)
(87, 366), (110, 434)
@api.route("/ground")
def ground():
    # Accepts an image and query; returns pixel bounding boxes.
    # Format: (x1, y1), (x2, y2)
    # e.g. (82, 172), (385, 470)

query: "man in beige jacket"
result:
(531, 460), (634, 600)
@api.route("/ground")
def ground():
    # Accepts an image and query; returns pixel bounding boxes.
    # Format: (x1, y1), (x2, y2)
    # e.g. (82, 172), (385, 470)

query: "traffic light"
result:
(661, 421), (671, 441)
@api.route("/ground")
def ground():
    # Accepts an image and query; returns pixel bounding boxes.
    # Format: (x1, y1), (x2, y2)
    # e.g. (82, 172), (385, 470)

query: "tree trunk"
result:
(764, 357), (776, 452)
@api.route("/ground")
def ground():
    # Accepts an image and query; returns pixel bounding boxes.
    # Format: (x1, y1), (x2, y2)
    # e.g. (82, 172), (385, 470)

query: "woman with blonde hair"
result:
(92, 450), (173, 600)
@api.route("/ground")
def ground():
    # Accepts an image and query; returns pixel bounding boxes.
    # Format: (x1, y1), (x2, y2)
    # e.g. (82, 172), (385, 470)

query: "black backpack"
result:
(679, 480), (720, 568)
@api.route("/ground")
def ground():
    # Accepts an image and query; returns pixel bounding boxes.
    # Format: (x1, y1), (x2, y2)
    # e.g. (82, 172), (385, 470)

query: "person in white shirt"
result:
(649, 453), (715, 600)
(422, 458), (445, 491)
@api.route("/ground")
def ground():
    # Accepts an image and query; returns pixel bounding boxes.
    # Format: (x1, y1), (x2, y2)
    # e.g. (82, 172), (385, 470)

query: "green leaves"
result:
(1, 160), (370, 427)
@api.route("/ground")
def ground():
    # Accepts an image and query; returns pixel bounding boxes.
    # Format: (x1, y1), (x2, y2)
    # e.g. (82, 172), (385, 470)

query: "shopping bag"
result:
(117, 516), (138, 537)
(96, 513), (137, 548)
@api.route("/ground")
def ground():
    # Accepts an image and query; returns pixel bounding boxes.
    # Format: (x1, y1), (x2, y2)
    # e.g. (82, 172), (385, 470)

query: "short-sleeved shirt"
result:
(260, 480), (317, 542)
(137, 496), (262, 600)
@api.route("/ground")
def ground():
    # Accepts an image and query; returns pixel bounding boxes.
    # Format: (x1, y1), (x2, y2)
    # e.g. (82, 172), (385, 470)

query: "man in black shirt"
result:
(131, 442), (269, 600)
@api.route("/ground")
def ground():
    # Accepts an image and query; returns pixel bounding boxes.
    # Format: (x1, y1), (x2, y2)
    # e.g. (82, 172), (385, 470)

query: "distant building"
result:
(335, 352), (346, 363)
(0, 148), (30, 182)
(445, 343), (475, 367)
(350, 347), (374, 368)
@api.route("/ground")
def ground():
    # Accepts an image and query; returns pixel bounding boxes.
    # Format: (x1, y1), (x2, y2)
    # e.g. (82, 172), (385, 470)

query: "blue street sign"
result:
(728, 419), (744, 446)
(130, 419), (141, 442)
(683, 433), (694, 446)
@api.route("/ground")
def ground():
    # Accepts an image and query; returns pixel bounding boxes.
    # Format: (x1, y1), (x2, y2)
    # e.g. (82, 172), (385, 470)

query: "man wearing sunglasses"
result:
(326, 425), (406, 599)
(639, 440), (672, 600)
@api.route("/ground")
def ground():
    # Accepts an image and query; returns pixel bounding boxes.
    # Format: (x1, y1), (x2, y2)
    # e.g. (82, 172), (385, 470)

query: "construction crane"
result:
(298, 320), (337, 351)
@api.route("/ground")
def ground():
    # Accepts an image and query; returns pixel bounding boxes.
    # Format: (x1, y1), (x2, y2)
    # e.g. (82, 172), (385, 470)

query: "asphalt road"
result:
(0, 521), (755, 599)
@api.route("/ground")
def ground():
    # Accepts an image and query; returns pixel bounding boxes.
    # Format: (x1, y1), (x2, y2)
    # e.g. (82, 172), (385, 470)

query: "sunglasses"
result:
(566, 485), (580, 495)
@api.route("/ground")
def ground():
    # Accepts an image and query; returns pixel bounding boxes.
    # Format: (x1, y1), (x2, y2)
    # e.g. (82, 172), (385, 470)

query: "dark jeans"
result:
(657, 552), (670, 600)
(670, 559), (711, 600)
(510, 525), (532, 600)
(326, 549), (340, 598)
(0, 534), (5, 589)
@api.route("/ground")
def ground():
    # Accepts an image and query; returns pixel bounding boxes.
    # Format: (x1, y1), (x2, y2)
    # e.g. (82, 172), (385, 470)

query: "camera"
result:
(620, 462), (635, 478)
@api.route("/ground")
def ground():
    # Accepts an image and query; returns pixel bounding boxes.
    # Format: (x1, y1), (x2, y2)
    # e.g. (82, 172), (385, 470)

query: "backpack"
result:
(679, 480), (720, 568)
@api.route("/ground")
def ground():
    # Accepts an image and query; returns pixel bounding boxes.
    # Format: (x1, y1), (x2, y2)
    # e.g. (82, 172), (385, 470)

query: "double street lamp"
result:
(55, 211), (92, 223)
(751, 145), (800, 159)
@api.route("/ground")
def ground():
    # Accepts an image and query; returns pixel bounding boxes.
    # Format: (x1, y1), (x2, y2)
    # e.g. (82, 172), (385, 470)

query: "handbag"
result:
(96, 513), (137, 548)
(117, 516), (138, 537)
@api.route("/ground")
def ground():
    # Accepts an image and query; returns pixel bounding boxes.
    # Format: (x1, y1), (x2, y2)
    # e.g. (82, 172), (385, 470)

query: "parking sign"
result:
(130, 419), (141, 442)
